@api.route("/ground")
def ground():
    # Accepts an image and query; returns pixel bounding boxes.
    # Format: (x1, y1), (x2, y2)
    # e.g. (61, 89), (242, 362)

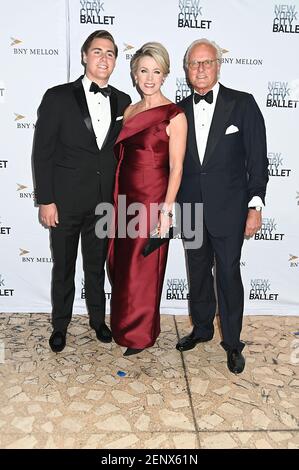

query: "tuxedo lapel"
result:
(102, 89), (117, 149)
(185, 96), (201, 167)
(72, 77), (95, 136)
(202, 85), (235, 167)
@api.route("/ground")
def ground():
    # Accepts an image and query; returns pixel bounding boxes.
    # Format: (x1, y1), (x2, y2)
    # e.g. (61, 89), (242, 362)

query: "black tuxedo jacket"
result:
(178, 84), (268, 236)
(33, 76), (131, 212)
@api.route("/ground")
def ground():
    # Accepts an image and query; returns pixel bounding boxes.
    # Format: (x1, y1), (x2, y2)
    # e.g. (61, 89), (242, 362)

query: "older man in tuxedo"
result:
(33, 30), (131, 352)
(177, 38), (268, 373)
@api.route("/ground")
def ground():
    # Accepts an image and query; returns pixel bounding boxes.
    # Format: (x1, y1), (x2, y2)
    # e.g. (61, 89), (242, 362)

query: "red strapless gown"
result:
(108, 103), (183, 349)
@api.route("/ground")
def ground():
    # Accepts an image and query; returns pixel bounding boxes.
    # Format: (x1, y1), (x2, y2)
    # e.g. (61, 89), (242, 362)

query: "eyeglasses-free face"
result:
(83, 38), (116, 86)
(134, 56), (165, 97)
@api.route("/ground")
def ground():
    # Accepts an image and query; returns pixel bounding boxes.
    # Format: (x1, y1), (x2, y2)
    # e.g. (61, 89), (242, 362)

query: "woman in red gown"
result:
(108, 42), (187, 356)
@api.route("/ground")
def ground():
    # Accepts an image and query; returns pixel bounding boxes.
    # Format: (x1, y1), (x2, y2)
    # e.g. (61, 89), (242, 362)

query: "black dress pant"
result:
(184, 221), (245, 352)
(50, 210), (108, 332)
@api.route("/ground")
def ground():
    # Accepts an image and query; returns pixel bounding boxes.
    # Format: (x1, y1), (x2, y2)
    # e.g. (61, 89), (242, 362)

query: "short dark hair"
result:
(81, 30), (118, 60)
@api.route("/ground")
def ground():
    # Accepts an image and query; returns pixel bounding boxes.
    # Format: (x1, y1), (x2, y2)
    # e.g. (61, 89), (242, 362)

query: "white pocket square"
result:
(225, 124), (239, 135)
(116, 115), (123, 121)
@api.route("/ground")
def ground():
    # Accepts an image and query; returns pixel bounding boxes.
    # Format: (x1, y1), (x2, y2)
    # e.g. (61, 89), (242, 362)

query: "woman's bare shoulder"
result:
(124, 102), (142, 120)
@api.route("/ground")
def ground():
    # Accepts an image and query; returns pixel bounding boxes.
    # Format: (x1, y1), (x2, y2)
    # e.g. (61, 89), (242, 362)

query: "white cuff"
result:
(248, 196), (264, 208)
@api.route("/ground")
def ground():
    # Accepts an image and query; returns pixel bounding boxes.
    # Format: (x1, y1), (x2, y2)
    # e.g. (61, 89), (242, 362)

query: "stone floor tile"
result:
(200, 432), (238, 449)
(103, 434), (140, 449)
(159, 409), (194, 430)
(176, 315), (299, 433)
(199, 431), (299, 449)
(0, 313), (298, 449)
(4, 435), (38, 449)
(95, 415), (131, 432)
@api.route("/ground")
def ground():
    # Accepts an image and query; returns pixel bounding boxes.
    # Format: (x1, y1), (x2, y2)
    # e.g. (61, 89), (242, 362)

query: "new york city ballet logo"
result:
(175, 77), (191, 103)
(249, 279), (278, 301)
(0, 82), (5, 103)
(254, 217), (285, 241)
(0, 217), (11, 236)
(0, 274), (14, 297)
(266, 81), (299, 108)
(10, 37), (59, 56)
(79, 0), (115, 25)
(268, 152), (291, 177)
(177, 0), (212, 29)
(81, 279), (111, 300)
(0, 158), (8, 170)
(273, 4), (299, 33)
(166, 278), (189, 301)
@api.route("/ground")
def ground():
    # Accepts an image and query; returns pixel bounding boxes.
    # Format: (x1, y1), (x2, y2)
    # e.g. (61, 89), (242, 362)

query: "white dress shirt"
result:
(82, 75), (111, 150)
(194, 82), (219, 165)
(193, 81), (263, 208)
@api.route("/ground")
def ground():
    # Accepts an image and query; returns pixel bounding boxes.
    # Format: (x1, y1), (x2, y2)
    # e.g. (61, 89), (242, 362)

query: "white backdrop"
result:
(0, 0), (298, 315)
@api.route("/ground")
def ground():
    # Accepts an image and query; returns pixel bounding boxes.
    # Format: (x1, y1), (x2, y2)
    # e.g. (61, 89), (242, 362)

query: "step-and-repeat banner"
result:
(0, 0), (298, 315)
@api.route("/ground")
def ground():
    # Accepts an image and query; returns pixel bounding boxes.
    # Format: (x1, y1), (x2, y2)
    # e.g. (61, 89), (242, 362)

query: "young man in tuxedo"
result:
(33, 30), (131, 352)
(177, 39), (268, 374)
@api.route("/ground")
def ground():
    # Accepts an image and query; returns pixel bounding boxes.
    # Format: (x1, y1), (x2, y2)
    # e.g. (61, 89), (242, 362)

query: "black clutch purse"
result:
(142, 226), (178, 257)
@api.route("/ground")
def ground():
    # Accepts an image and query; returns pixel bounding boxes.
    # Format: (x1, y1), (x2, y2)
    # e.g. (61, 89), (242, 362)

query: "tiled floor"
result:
(0, 313), (298, 449)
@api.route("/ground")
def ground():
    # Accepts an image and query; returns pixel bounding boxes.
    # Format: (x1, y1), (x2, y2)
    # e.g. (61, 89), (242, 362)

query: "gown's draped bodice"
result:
(115, 103), (183, 167)
(119, 121), (171, 170)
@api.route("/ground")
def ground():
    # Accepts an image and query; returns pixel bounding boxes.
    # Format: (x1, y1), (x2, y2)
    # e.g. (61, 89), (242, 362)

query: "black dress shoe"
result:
(49, 331), (66, 352)
(94, 323), (112, 343)
(176, 332), (213, 352)
(123, 348), (144, 356)
(227, 349), (245, 374)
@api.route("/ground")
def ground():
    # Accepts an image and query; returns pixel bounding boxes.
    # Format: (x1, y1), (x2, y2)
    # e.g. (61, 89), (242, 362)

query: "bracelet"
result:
(160, 208), (173, 218)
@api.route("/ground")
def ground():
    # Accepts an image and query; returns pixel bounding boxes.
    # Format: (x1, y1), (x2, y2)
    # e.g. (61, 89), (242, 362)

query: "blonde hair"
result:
(130, 42), (170, 77)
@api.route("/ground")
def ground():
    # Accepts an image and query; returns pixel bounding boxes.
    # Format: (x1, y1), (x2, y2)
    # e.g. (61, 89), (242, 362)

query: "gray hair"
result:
(184, 38), (223, 69)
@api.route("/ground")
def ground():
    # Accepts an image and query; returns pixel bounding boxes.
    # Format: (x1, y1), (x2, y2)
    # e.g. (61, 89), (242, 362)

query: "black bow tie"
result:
(89, 82), (111, 97)
(194, 90), (213, 105)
